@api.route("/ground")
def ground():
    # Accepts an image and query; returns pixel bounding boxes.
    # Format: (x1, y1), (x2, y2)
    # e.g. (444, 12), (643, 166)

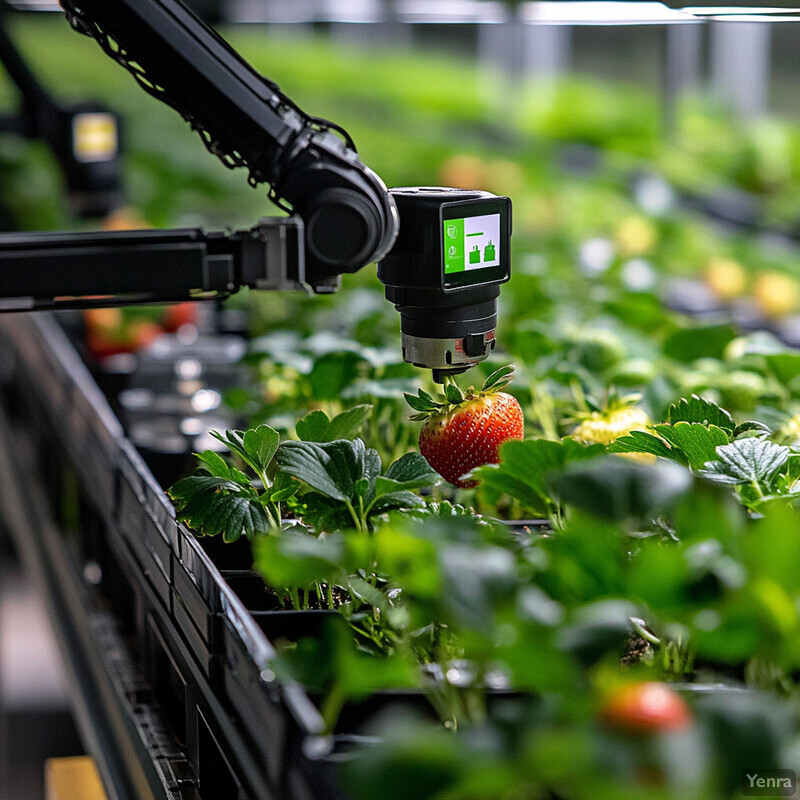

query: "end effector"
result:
(378, 187), (512, 383)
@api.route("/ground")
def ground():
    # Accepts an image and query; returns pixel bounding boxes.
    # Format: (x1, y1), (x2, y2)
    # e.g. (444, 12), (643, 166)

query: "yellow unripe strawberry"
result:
(753, 272), (800, 319)
(572, 403), (654, 463)
(614, 216), (658, 258)
(779, 413), (800, 445)
(572, 405), (650, 446)
(705, 257), (747, 300)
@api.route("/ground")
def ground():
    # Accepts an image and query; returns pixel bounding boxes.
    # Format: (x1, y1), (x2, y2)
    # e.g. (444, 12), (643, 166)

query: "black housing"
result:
(378, 187), (511, 349)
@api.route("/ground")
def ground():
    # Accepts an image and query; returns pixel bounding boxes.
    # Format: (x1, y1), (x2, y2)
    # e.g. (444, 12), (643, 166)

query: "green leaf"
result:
(663, 323), (737, 363)
(404, 392), (439, 413)
(242, 425), (281, 475)
(210, 428), (246, 458)
(482, 365), (514, 392)
(270, 484), (300, 503)
(193, 450), (249, 483)
(733, 421), (772, 439)
(347, 575), (390, 611)
(471, 439), (565, 510)
(210, 424), (280, 477)
(385, 451), (437, 484)
(667, 395), (735, 432)
(471, 438), (604, 514)
(765, 352), (800, 384)
(307, 351), (366, 401)
(548, 456), (693, 521)
(253, 528), (346, 589)
(699, 438), (791, 486)
(277, 439), (367, 501)
(786, 454), (800, 484)
(323, 405), (372, 442)
(609, 430), (678, 462)
(364, 447), (383, 488)
(295, 410), (330, 442)
(444, 382), (464, 404)
(169, 474), (274, 540)
(438, 543), (517, 632)
(369, 490), (426, 516)
(653, 422), (731, 470)
(374, 452), (440, 496)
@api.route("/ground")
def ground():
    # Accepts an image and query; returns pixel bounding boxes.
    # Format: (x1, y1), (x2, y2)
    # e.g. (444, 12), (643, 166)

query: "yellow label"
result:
(73, 113), (118, 163)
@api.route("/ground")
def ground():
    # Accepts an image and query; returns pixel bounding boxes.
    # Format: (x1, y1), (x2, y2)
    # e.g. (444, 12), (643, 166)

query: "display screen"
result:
(441, 199), (510, 290)
(443, 212), (501, 275)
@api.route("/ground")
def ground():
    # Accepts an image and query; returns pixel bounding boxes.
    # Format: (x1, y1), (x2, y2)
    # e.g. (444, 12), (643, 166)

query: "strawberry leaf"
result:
(733, 421), (772, 439)
(169, 474), (274, 541)
(369, 490), (427, 516)
(652, 422), (731, 471)
(374, 452), (440, 495)
(295, 410), (330, 442)
(253, 528), (346, 590)
(384, 451), (439, 484)
(297, 405), (373, 443)
(404, 392), (439, 413)
(609, 431), (678, 462)
(444, 382), (465, 404)
(277, 439), (372, 502)
(548, 456), (693, 521)
(482, 365), (514, 392)
(663, 323), (737, 363)
(210, 424), (280, 479)
(699, 438), (791, 486)
(324, 405), (372, 442)
(243, 425), (281, 474)
(193, 450), (250, 483)
(470, 438), (605, 514)
(667, 395), (735, 433)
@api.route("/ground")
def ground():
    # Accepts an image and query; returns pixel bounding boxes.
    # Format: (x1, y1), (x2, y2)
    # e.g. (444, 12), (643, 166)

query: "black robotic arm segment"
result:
(0, 217), (308, 311)
(59, 0), (398, 279)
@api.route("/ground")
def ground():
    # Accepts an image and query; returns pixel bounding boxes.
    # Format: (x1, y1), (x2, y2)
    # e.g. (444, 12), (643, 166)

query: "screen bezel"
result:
(440, 197), (511, 291)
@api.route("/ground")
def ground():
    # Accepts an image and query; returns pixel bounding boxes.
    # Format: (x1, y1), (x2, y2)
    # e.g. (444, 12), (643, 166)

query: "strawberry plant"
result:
(275, 438), (439, 534)
(168, 424), (290, 539)
(169, 405), (438, 541)
(240, 332), (420, 468)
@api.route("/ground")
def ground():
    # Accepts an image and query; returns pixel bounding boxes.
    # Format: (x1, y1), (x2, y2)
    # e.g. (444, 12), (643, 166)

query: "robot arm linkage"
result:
(60, 0), (398, 286)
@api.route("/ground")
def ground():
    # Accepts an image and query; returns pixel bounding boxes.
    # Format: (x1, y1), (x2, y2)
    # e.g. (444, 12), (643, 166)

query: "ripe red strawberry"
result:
(405, 366), (524, 488)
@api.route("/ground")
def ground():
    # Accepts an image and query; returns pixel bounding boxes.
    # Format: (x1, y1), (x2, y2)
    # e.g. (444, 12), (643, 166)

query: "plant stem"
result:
(321, 682), (346, 734)
(345, 500), (366, 534)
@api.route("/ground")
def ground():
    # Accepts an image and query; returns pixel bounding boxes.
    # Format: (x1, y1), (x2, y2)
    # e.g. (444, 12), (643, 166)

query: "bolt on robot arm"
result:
(0, 0), (511, 380)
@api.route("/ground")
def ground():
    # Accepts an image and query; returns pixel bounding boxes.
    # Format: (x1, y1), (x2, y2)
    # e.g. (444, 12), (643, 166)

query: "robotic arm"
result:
(61, 0), (399, 284)
(0, 0), (511, 380)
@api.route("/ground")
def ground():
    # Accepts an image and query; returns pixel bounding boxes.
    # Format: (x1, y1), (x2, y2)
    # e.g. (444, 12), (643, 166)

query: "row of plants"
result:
(170, 381), (800, 798)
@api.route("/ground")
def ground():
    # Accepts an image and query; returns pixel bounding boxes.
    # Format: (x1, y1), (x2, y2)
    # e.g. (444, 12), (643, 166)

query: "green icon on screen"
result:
(469, 245), (481, 264)
(447, 225), (457, 239)
(484, 241), (495, 261)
